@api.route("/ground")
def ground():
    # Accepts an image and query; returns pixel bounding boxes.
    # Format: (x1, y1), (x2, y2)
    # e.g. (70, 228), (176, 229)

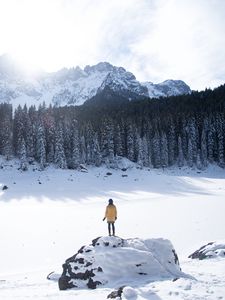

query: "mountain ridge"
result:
(0, 55), (191, 107)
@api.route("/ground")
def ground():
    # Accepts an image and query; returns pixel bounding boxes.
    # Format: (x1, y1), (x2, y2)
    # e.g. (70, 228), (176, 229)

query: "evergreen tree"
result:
(0, 104), (13, 159)
(79, 135), (86, 164)
(92, 132), (102, 167)
(100, 118), (114, 164)
(44, 106), (55, 163)
(186, 117), (198, 167)
(160, 132), (169, 168)
(152, 130), (161, 168)
(54, 123), (67, 169)
(114, 123), (124, 157)
(137, 136), (150, 167)
(177, 135), (184, 167)
(13, 105), (25, 157)
(36, 123), (46, 170)
(200, 126), (208, 169)
(187, 137), (194, 167)
(167, 119), (176, 165)
(19, 137), (28, 171)
(126, 120), (135, 162)
(207, 119), (215, 163)
(70, 119), (80, 169)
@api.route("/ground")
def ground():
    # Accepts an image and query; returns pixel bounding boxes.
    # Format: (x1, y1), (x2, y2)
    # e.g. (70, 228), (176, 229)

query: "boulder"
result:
(189, 241), (225, 260)
(58, 236), (183, 290)
(107, 286), (125, 299)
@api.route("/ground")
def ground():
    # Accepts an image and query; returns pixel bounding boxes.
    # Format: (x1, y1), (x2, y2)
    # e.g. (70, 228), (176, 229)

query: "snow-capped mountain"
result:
(0, 55), (191, 108)
(143, 79), (191, 98)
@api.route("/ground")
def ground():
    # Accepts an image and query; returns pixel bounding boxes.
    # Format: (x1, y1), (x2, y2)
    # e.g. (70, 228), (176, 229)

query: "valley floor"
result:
(0, 158), (225, 299)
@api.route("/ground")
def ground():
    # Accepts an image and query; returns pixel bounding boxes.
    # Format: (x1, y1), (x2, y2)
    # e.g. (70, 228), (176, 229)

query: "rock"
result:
(2, 185), (8, 190)
(47, 271), (55, 280)
(87, 277), (101, 289)
(58, 275), (75, 290)
(189, 241), (225, 260)
(107, 286), (125, 299)
(47, 271), (60, 281)
(57, 236), (183, 290)
(79, 164), (88, 172)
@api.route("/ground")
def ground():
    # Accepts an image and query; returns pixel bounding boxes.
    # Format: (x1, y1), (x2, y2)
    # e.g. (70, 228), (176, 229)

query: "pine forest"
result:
(1, 84), (225, 171)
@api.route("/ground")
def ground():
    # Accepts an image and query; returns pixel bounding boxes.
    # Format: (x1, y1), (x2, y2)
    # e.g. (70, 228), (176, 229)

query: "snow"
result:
(60, 236), (184, 290)
(142, 80), (191, 98)
(0, 59), (191, 108)
(0, 157), (225, 299)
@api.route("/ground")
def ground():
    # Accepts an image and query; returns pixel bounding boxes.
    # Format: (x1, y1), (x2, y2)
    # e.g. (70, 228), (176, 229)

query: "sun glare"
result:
(0, 0), (78, 73)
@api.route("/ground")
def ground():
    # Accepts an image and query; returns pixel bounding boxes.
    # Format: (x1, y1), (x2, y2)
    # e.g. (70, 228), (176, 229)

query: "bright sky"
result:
(0, 0), (224, 90)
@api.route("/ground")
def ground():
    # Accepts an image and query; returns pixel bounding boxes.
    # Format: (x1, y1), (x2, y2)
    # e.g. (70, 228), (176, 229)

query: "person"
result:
(103, 199), (117, 236)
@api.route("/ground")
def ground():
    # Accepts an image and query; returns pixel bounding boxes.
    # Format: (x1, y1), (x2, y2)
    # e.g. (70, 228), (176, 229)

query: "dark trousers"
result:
(108, 222), (115, 236)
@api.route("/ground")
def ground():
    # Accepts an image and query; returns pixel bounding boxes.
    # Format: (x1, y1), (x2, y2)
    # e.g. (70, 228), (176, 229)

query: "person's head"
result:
(108, 198), (113, 205)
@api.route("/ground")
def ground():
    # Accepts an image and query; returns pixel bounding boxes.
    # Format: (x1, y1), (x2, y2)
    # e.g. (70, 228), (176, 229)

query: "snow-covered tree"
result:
(70, 119), (80, 169)
(36, 123), (46, 170)
(200, 127), (208, 169)
(160, 132), (169, 168)
(54, 123), (67, 169)
(152, 130), (161, 168)
(126, 120), (135, 162)
(177, 135), (184, 167)
(19, 137), (28, 171)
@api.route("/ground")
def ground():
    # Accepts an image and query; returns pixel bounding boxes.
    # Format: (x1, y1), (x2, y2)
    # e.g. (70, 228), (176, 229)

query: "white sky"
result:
(0, 0), (224, 90)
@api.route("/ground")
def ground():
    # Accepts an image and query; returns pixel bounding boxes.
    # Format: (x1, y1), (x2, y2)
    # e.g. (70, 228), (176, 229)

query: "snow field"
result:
(0, 158), (225, 299)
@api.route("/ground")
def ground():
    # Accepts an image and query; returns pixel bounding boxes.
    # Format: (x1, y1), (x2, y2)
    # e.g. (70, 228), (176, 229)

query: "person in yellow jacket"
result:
(103, 199), (117, 236)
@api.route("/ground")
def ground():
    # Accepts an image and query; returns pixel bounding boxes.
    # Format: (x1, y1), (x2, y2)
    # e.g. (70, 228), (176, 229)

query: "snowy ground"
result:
(0, 157), (225, 299)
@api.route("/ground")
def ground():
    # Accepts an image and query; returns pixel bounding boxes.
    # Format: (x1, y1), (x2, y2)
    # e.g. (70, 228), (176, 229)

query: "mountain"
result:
(0, 55), (191, 107)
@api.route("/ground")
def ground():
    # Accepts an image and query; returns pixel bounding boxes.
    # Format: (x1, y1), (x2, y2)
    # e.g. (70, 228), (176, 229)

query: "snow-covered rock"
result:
(189, 241), (225, 260)
(58, 236), (183, 290)
(0, 55), (191, 108)
(142, 79), (191, 98)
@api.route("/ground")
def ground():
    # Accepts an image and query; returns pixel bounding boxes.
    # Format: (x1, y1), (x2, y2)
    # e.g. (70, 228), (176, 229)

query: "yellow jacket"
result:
(105, 204), (117, 222)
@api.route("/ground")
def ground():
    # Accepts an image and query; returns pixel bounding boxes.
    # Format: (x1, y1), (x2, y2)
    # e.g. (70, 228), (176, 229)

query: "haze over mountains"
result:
(0, 54), (191, 108)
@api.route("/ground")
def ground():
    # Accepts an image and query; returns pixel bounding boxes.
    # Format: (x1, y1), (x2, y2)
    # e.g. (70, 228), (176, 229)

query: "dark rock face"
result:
(58, 275), (76, 290)
(58, 237), (107, 290)
(189, 241), (225, 260)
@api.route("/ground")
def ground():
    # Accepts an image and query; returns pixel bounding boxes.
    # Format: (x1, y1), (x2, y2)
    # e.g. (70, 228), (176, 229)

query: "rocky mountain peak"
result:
(84, 62), (114, 74)
(0, 54), (191, 107)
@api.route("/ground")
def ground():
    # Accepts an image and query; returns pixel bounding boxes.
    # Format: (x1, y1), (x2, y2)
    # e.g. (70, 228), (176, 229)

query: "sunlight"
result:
(1, 0), (80, 73)
(8, 3), (65, 72)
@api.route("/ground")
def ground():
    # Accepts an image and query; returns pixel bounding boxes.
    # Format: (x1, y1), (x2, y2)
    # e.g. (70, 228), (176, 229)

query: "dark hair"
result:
(108, 198), (113, 204)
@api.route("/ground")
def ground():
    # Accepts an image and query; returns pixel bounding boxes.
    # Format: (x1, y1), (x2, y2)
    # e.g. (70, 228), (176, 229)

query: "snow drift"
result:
(58, 236), (184, 290)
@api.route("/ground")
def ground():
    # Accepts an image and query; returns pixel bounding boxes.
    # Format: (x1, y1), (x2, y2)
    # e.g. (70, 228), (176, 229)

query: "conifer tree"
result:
(0, 104), (13, 159)
(200, 126), (208, 169)
(177, 135), (184, 167)
(36, 123), (46, 170)
(70, 119), (80, 169)
(167, 119), (176, 165)
(160, 132), (169, 168)
(54, 123), (67, 169)
(19, 137), (28, 171)
(92, 132), (102, 167)
(126, 120), (135, 162)
(152, 130), (161, 168)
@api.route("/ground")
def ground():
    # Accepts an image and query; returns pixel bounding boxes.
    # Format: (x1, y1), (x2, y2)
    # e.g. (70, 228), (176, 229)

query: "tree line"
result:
(0, 84), (225, 170)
